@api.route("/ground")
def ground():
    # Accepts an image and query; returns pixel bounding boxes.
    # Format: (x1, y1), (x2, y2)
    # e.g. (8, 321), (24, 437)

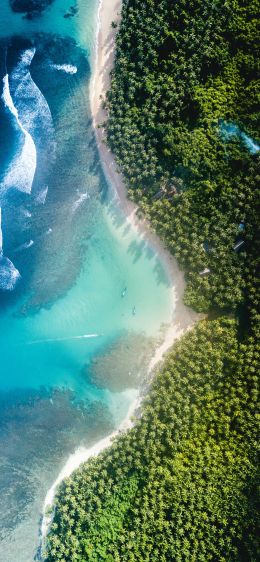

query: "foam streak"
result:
(0, 206), (21, 291)
(27, 334), (100, 345)
(51, 64), (77, 75)
(1, 74), (37, 195)
(0, 207), (2, 254)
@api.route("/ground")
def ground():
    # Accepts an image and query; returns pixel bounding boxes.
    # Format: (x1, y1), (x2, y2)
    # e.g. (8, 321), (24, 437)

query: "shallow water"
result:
(0, 2), (173, 560)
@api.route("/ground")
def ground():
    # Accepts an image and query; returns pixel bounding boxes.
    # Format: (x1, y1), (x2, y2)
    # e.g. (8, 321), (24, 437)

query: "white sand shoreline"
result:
(40, 0), (199, 553)
(90, 0), (199, 363)
(40, 394), (141, 548)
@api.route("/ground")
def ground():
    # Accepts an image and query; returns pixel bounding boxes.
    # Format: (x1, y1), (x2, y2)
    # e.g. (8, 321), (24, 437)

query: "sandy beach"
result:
(90, 0), (199, 363)
(40, 0), (199, 550)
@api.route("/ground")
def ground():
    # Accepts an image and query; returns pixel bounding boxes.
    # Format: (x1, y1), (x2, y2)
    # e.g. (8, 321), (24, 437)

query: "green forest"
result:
(45, 0), (259, 560)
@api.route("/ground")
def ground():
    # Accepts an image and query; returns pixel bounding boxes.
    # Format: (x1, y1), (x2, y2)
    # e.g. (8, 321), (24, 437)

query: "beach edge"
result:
(39, 0), (200, 553)
(90, 0), (200, 367)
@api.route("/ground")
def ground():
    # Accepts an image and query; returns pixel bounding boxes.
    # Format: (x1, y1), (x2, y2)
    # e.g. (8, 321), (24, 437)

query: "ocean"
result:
(0, 1), (173, 560)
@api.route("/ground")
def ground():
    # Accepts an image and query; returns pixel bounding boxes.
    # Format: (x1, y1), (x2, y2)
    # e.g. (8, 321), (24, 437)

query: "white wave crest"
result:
(72, 191), (90, 212)
(0, 207), (21, 291)
(35, 185), (48, 204)
(1, 47), (56, 200)
(0, 256), (21, 291)
(0, 208), (2, 254)
(1, 74), (37, 196)
(14, 239), (34, 253)
(52, 64), (78, 75)
(11, 49), (56, 152)
(21, 208), (32, 218)
(20, 48), (36, 66)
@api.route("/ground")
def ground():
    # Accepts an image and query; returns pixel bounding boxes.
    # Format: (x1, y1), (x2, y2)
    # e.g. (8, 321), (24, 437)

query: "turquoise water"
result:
(0, 199), (171, 402)
(0, 1), (173, 560)
(0, 0), (98, 50)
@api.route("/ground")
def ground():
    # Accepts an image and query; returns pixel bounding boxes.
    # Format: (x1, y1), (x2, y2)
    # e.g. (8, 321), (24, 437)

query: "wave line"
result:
(27, 334), (100, 345)
(1, 74), (37, 196)
(0, 206), (21, 291)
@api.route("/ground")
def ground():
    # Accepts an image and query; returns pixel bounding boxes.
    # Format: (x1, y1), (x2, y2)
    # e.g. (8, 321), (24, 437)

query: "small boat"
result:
(121, 286), (127, 297)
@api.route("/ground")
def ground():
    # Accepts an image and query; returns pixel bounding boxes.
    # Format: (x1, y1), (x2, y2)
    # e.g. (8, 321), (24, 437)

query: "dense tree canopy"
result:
(106, 0), (259, 316)
(45, 320), (259, 561)
(45, 0), (259, 560)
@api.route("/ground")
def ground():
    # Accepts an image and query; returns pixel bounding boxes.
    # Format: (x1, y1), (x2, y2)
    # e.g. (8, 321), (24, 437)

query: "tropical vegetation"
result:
(45, 0), (259, 560)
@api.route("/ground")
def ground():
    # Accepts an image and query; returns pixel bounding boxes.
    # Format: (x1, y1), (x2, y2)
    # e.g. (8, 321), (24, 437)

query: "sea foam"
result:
(0, 255), (21, 291)
(35, 185), (48, 204)
(72, 190), (90, 212)
(51, 64), (78, 75)
(1, 47), (56, 200)
(13, 239), (34, 253)
(0, 207), (21, 291)
(1, 74), (37, 196)
(10, 48), (56, 158)
(0, 208), (2, 254)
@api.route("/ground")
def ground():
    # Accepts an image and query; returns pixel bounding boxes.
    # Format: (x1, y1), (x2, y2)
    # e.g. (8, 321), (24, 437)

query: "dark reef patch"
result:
(64, 4), (78, 19)
(0, 386), (114, 541)
(10, 0), (55, 17)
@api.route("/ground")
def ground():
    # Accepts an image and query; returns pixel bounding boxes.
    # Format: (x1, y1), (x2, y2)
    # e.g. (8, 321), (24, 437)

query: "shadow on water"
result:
(104, 195), (170, 287)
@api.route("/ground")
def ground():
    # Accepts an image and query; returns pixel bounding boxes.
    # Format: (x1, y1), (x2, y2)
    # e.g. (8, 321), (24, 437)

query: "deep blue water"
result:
(0, 2), (172, 560)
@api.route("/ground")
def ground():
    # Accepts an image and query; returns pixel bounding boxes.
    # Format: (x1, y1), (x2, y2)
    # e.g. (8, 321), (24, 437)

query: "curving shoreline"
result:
(40, 0), (199, 553)
(90, 0), (199, 366)
(40, 394), (141, 548)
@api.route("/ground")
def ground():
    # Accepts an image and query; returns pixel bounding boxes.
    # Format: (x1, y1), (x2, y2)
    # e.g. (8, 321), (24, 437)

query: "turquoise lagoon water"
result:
(0, 2), (173, 560)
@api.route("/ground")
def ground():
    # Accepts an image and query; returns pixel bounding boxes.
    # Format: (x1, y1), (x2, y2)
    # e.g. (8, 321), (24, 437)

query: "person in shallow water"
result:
(121, 286), (127, 297)
(132, 306), (136, 316)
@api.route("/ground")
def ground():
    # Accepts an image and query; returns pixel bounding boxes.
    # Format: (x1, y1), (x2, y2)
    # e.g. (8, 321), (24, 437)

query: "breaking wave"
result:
(51, 63), (78, 75)
(0, 255), (21, 291)
(14, 239), (34, 253)
(1, 73), (37, 196)
(1, 47), (56, 200)
(0, 207), (21, 291)
(35, 185), (48, 204)
(72, 190), (90, 212)
(0, 208), (2, 254)
(21, 208), (32, 218)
